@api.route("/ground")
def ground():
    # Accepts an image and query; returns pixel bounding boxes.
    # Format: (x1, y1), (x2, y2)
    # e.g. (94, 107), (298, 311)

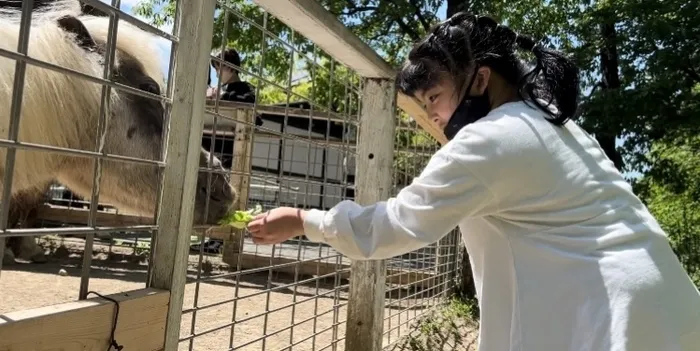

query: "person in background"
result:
(207, 47), (263, 128)
(197, 48), (263, 255)
(208, 48), (256, 103)
(245, 12), (700, 351)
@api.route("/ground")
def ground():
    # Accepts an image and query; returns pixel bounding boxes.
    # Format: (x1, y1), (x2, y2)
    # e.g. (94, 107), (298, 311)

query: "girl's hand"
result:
(247, 207), (307, 245)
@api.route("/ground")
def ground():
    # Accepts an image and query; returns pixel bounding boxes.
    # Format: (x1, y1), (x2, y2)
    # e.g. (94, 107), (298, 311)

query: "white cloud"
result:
(118, 0), (143, 7)
(117, 1), (175, 77)
(154, 35), (173, 77)
(98, 0), (142, 10)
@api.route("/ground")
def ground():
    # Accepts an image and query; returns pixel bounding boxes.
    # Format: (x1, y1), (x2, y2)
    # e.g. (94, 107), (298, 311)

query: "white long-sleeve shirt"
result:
(303, 100), (700, 351)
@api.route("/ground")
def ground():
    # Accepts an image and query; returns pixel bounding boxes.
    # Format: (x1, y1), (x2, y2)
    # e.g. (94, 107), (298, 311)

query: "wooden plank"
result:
(148, 1), (217, 350)
(34, 205), (244, 240)
(226, 253), (434, 287)
(249, 0), (447, 145)
(0, 288), (169, 351)
(231, 109), (254, 212)
(201, 127), (435, 157)
(345, 78), (396, 351)
(204, 100), (351, 124)
(251, 0), (392, 78)
(203, 101), (441, 151)
(397, 93), (448, 145)
(222, 108), (255, 265)
(36, 204), (154, 226)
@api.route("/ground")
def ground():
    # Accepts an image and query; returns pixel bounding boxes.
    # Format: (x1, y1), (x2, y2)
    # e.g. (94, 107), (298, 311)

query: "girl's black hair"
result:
(395, 13), (581, 125)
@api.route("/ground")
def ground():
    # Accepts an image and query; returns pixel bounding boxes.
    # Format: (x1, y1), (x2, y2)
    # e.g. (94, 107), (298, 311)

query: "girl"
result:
(247, 13), (700, 351)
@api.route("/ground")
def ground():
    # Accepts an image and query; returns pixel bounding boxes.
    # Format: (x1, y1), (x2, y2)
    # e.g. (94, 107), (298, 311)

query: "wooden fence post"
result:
(222, 108), (255, 265)
(148, 1), (216, 350)
(344, 78), (396, 351)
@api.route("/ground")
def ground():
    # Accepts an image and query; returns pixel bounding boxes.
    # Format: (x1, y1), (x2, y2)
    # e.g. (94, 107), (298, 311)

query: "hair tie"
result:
(531, 39), (543, 54)
(476, 15), (498, 30)
(515, 35), (538, 53)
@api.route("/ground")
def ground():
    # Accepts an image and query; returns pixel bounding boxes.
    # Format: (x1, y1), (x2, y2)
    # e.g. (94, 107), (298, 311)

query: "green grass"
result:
(385, 296), (480, 351)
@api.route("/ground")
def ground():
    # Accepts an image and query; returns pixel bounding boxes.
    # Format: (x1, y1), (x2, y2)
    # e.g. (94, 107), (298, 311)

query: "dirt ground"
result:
(0, 237), (458, 351)
(383, 299), (480, 351)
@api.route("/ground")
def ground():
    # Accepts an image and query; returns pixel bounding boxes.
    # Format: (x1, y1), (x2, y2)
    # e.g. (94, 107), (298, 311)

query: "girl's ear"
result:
(473, 66), (491, 95)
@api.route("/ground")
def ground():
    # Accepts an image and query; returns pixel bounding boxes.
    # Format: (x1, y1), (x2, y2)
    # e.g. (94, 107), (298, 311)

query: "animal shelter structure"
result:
(0, 0), (464, 350)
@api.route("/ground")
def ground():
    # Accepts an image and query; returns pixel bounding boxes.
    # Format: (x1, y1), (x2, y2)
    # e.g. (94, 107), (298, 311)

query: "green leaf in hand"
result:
(219, 204), (264, 229)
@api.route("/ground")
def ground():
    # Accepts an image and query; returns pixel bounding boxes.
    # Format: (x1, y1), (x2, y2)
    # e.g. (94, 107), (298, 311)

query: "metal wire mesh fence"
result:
(0, 0), (176, 307)
(0, 0), (463, 349)
(179, 2), (359, 349)
(382, 114), (462, 348)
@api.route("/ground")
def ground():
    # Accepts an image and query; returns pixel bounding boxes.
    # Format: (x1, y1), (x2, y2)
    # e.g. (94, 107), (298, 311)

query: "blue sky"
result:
(437, 2), (447, 18)
(104, 0), (173, 77)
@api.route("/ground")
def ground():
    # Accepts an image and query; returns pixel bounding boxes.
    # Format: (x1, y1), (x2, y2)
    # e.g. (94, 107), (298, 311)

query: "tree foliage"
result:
(135, 0), (359, 113)
(633, 136), (700, 285)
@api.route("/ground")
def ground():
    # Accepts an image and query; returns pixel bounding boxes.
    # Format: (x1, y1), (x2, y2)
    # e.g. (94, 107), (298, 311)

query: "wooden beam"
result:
(251, 0), (393, 78)
(222, 108), (255, 266)
(249, 0), (447, 145)
(205, 100), (352, 124)
(397, 93), (448, 145)
(36, 204), (154, 227)
(231, 109), (255, 212)
(345, 78), (395, 351)
(148, 1), (217, 350)
(226, 253), (435, 287)
(0, 288), (169, 351)
(203, 123), (436, 156)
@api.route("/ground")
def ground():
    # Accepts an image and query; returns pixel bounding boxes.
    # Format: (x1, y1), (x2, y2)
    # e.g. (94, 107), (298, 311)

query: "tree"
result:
(633, 135), (700, 285)
(469, 0), (699, 178)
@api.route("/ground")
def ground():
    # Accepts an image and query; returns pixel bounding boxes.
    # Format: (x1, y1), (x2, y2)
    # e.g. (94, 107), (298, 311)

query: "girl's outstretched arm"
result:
(248, 140), (497, 260)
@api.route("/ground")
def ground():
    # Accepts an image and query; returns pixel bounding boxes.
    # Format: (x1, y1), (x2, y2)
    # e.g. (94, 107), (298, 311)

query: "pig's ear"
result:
(57, 15), (97, 52)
